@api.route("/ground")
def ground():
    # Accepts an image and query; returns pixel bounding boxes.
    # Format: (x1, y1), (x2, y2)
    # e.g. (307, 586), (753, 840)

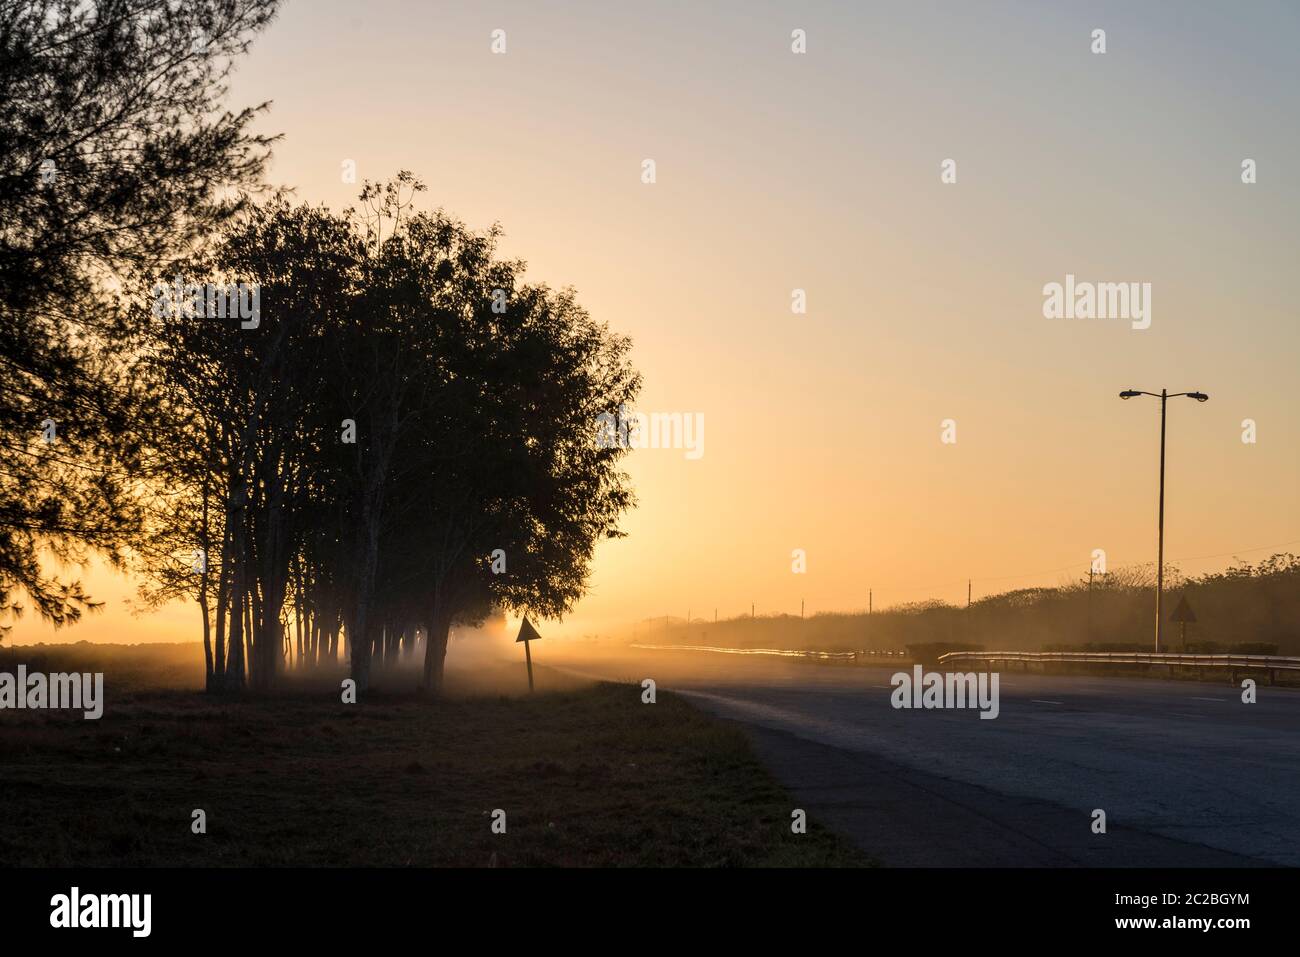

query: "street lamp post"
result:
(1119, 388), (1209, 652)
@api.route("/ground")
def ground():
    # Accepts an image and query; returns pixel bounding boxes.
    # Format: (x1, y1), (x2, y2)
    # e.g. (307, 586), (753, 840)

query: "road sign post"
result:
(515, 616), (543, 693)
(1170, 594), (1196, 653)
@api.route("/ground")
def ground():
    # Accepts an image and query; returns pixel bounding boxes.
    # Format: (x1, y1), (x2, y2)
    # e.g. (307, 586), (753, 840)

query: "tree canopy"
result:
(135, 178), (640, 692)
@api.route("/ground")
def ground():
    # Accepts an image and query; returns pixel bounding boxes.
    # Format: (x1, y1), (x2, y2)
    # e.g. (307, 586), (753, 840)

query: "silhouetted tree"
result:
(133, 176), (641, 695)
(0, 0), (279, 636)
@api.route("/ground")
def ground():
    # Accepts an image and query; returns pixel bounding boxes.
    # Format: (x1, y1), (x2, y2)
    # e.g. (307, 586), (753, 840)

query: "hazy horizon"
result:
(8, 0), (1298, 645)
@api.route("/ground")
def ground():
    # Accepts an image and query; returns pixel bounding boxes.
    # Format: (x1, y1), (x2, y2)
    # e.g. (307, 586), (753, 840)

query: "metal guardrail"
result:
(630, 643), (857, 661)
(629, 644), (1300, 674)
(938, 650), (1300, 672)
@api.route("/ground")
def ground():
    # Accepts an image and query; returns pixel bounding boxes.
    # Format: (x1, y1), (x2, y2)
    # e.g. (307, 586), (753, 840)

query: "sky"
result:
(13, 0), (1300, 643)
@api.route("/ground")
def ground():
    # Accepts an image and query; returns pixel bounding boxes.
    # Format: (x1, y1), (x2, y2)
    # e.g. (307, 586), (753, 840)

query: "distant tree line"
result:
(654, 555), (1300, 657)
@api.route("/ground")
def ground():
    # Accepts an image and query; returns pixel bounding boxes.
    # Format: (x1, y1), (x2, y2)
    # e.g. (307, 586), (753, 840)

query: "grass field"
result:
(0, 645), (868, 867)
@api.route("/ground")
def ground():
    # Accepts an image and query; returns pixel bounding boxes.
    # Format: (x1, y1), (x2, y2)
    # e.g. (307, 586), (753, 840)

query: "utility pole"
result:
(801, 599), (804, 619)
(1156, 389), (1166, 652)
(967, 579), (972, 608)
(1087, 566), (1094, 642)
(869, 589), (872, 615)
(1119, 388), (1208, 652)
(1157, 389), (1168, 652)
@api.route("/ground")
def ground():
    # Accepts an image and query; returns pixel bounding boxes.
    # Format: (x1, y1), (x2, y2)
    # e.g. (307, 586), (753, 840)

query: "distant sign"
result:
(1170, 595), (1197, 623)
(515, 617), (543, 643)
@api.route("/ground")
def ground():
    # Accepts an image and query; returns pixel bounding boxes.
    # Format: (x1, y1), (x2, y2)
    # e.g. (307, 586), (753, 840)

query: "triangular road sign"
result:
(515, 617), (543, 643)
(1170, 594), (1197, 623)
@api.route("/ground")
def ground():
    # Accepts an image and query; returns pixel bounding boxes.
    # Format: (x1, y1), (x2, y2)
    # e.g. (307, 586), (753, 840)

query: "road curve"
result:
(555, 648), (1300, 866)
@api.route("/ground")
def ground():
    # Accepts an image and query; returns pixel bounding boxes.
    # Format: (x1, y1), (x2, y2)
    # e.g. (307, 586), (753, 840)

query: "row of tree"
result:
(135, 180), (639, 692)
(1, 1), (641, 694)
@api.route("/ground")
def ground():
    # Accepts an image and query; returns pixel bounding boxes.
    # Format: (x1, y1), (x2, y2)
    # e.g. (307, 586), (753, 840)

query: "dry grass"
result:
(0, 645), (867, 867)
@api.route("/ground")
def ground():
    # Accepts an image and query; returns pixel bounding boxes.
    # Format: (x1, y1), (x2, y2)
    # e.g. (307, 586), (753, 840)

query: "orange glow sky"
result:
(11, 1), (1299, 644)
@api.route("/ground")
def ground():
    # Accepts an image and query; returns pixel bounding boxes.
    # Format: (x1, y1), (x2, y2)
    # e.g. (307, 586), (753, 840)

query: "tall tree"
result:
(0, 0), (279, 636)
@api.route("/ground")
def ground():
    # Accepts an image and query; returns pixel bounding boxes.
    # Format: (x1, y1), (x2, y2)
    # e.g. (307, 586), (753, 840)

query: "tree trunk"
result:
(211, 499), (234, 689)
(199, 475), (213, 688)
(421, 608), (452, 696)
(227, 508), (247, 689)
(349, 614), (371, 693)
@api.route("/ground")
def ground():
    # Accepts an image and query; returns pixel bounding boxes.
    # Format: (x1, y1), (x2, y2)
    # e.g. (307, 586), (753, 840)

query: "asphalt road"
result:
(553, 648), (1300, 866)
